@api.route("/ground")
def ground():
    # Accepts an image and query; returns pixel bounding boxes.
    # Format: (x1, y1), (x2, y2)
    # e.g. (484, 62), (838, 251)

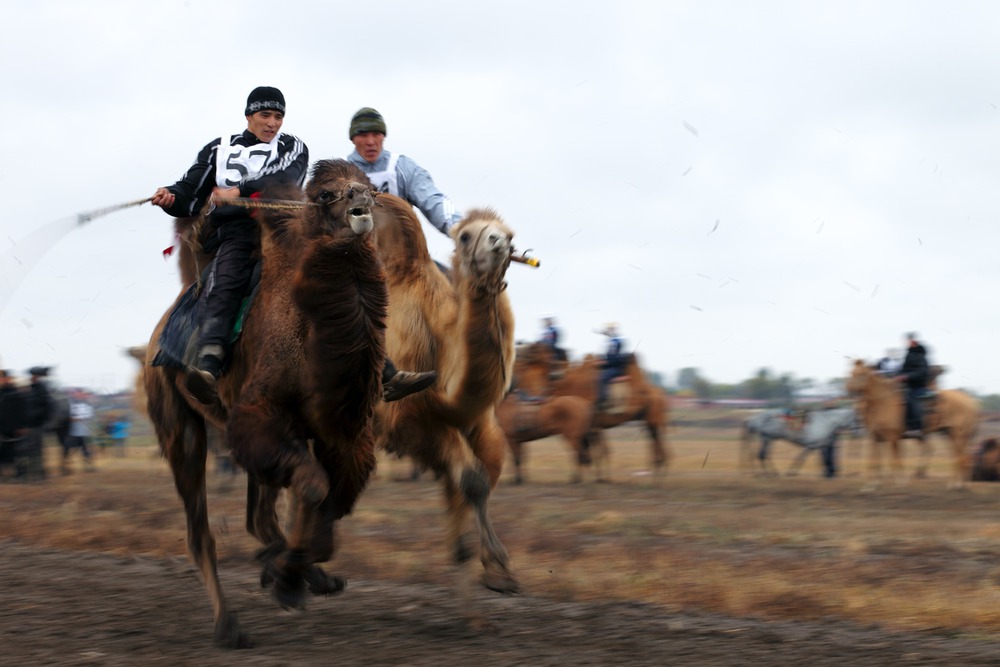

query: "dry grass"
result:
(5, 414), (1000, 637)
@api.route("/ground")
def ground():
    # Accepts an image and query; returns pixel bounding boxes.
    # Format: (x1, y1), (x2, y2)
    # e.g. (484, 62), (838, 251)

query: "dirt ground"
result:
(5, 422), (1000, 665)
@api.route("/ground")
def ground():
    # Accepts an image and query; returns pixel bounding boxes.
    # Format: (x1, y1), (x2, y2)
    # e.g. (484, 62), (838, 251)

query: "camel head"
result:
(844, 359), (872, 397)
(450, 208), (514, 293)
(304, 159), (376, 237)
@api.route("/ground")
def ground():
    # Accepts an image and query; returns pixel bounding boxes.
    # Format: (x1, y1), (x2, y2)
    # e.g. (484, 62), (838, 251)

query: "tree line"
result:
(669, 367), (1000, 411)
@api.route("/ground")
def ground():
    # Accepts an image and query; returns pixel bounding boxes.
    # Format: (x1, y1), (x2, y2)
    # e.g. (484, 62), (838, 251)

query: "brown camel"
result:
(971, 438), (1000, 482)
(367, 193), (520, 615)
(144, 159), (387, 647)
(520, 343), (670, 480)
(498, 343), (604, 484)
(845, 360), (980, 488)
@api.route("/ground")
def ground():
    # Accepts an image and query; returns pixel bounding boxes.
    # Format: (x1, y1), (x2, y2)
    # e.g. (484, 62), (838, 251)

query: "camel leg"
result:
(587, 430), (610, 483)
(948, 433), (970, 489)
(153, 393), (249, 648)
(865, 437), (882, 488)
(645, 420), (668, 481)
(567, 434), (585, 484)
(890, 438), (906, 484)
(508, 437), (526, 485)
(227, 401), (330, 610)
(466, 418), (518, 595)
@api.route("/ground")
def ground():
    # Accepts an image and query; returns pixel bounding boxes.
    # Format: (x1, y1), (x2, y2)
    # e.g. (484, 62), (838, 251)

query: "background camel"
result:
(144, 160), (387, 647)
(368, 193), (519, 620)
(846, 360), (980, 488)
(499, 343), (604, 484)
(518, 343), (671, 481)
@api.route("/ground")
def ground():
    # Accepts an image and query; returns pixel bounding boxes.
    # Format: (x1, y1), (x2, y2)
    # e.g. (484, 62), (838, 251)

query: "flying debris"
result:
(682, 120), (699, 137)
(708, 219), (719, 235)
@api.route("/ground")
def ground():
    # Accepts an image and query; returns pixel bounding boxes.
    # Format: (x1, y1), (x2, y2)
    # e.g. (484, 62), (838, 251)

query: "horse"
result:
(144, 159), (387, 647)
(740, 406), (860, 478)
(367, 195), (520, 618)
(526, 344), (670, 481)
(845, 360), (980, 488)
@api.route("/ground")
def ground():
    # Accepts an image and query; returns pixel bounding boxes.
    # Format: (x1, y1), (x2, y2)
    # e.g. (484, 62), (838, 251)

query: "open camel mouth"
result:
(349, 211), (374, 235)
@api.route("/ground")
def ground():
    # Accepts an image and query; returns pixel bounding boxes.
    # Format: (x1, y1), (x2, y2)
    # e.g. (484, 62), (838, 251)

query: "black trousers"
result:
(198, 222), (258, 352)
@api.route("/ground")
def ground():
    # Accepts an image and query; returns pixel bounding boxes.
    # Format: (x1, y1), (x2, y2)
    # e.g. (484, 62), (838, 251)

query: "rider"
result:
(152, 87), (436, 404)
(898, 332), (931, 436)
(597, 323), (627, 408)
(539, 316), (568, 362)
(346, 107), (462, 236)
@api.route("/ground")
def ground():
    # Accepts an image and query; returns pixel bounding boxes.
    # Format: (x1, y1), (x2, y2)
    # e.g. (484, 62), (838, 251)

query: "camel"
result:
(845, 360), (980, 488)
(498, 343), (604, 484)
(971, 438), (1000, 482)
(367, 193), (520, 615)
(521, 343), (670, 480)
(144, 159), (387, 647)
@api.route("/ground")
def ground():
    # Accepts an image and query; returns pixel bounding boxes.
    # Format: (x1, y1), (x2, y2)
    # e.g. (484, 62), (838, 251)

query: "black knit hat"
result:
(349, 107), (386, 139)
(28, 366), (50, 377)
(245, 86), (286, 116)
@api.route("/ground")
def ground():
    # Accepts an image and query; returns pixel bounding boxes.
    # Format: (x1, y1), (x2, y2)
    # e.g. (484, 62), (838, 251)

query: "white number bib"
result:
(216, 134), (281, 188)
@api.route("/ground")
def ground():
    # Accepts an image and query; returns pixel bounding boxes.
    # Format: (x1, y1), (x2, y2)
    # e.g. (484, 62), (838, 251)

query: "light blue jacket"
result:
(347, 149), (461, 235)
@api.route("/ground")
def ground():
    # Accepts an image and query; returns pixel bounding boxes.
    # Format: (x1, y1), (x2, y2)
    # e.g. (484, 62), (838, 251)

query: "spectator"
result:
(20, 366), (53, 480)
(110, 414), (130, 458)
(0, 370), (27, 480)
(62, 390), (96, 474)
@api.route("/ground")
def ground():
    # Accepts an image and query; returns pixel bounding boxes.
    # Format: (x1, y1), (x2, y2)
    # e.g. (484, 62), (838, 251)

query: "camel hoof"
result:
(274, 573), (308, 611)
(305, 565), (347, 596)
(214, 611), (252, 649)
(481, 570), (520, 595)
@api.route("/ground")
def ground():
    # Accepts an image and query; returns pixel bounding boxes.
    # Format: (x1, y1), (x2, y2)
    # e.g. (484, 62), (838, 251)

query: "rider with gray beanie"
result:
(346, 107), (462, 236)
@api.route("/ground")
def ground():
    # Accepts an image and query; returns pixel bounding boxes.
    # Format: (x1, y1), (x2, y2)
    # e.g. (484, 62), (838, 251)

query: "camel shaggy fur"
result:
(145, 159), (387, 647)
(369, 193), (519, 616)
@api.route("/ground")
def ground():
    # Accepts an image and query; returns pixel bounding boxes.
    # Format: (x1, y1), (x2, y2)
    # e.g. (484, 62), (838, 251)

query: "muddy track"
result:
(3, 542), (1000, 666)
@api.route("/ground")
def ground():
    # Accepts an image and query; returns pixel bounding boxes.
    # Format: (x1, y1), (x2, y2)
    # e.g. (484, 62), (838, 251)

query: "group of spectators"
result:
(0, 367), (121, 481)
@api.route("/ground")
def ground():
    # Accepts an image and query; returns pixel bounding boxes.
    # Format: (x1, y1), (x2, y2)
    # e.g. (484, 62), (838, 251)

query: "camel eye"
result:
(317, 190), (333, 202)
(459, 231), (472, 245)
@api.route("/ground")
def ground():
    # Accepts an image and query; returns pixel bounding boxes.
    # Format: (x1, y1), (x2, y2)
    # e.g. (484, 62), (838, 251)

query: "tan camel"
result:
(145, 159), (387, 647)
(368, 193), (519, 615)
(521, 343), (670, 480)
(498, 343), (605, 484)
(845, 360), (980, 488)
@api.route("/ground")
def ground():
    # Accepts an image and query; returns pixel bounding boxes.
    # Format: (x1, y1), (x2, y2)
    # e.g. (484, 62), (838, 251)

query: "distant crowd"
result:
(0, 367), (131, 482)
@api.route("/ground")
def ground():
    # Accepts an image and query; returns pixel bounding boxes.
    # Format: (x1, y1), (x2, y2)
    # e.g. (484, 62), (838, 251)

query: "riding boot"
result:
(185, 345), (225, 405)
(381, 358), (437, 402)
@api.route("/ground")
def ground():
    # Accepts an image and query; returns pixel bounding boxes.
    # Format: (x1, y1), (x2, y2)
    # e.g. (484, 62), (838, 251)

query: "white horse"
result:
(741, 407), (860, 477)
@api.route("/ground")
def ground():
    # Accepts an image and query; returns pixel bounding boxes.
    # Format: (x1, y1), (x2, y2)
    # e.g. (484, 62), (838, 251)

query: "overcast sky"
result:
(2, 1), (999, 396)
